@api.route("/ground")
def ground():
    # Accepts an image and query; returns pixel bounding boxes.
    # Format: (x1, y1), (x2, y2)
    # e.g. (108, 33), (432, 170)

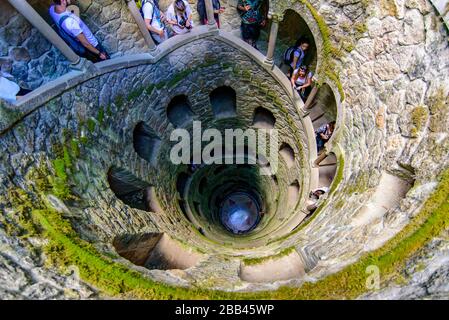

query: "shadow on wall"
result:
(113, 232), (203, 270)
(239, 249), (306, 283)
(167, 95), (195, 128)
(252, 106), (276, 129)
(107, 166), (162, 213)
(311, 83), (338, 126)
(133, 121), (162, 166)
(210, 86), (237, 119)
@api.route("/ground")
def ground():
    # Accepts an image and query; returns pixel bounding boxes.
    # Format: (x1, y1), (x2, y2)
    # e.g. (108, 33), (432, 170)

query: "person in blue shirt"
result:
(289, 37), (310, 77)
(315, 121), (336, 152)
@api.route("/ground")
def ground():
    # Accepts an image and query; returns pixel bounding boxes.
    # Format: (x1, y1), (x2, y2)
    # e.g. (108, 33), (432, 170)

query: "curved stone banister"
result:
(430, 0), (449, 29)
(0, 25), (324, 200)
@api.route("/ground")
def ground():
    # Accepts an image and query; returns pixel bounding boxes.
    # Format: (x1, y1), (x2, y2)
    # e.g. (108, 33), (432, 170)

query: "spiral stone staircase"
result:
(0, 0), (448, 299)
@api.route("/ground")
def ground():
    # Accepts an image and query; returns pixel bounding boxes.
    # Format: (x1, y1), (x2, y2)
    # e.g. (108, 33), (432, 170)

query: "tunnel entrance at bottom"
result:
(219, 191), (262, 235)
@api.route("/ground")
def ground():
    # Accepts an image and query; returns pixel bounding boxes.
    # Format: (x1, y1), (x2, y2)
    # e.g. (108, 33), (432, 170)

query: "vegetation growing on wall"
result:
(9, 162), (448, 299)
(297, 0), (345, 101)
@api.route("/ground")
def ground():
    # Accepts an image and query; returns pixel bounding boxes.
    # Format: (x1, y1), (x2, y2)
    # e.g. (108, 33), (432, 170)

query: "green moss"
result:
(115, 95), (124, 108)
(145, 84), (155, 95)
(298, 0), (345, 101)
(428, 87), (449, 133)
(12, 162), (449, 299)
(49, 158), (71, 200)
(127, 87), (145, 101)
(411, 106), (428, 132)
(242, 247), (296, 266)
(70, 139), (80, 158)
(241, 69), (251, 79)
(97, 107), (105, 125)
(0, 101), (23, 125)
(344, 171), (370, 196)
(87, 118), (96, 133)
(329, 155), (345, 195)
(354, 22), (368, 35)
(106, 104), (113, 117)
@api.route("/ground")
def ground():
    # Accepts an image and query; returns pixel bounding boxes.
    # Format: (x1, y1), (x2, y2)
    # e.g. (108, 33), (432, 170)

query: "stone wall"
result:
(0, 1), (71, 90)
(0, 32), (314, 292)
(0, 0), (148, 90)
(0, 0), (448, 298)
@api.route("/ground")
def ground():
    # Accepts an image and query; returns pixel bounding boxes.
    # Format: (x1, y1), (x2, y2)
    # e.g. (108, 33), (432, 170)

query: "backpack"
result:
(56, 15), (86, 57)
(139, 0), (158, 21)
(283, 46), (298, 65)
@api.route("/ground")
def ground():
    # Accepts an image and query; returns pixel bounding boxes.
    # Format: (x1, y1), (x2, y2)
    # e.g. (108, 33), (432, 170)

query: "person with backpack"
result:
(237, 0), (267, 49)
(315, 121), (336, 152)
(291, 65), (313, 102)
(140, 0), (168, 44)
(284, 36), (310, 78)
(49, 0), (110, 63)
(197, 0), (225, 28)
(166, 0), (194, 36)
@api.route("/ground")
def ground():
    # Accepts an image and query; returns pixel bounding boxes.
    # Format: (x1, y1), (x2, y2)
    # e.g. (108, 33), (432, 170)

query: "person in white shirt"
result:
(49, 0), (109, 62)
(166, 0), (194, 36)
(0, 71), (31, 103)
(291, 65), (313, 102)
(306, 187), (329, 213)
(141, 0), (168, 44)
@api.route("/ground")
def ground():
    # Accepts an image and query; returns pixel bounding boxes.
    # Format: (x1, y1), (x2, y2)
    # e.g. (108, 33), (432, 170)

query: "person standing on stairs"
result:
(49, 0), (110, 63)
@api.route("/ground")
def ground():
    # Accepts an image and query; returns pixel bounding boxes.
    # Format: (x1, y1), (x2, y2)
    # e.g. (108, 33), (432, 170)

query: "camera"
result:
(178, 17), (192, 29)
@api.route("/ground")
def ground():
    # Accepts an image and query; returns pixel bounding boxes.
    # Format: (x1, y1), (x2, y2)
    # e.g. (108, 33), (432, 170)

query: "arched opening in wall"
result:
(176, 172), (190, 198)
(279, 143), (295, 169)
(317, 152), (338, 188)
(198, 177), (208, 195)
(30, 0), (118, 60)
(167, 95), (194, 128)
(107, 167), (151, 211)
(252, 107), (276, 129)
(133, 122), (161, 166)
(287, 180), (300, 210)
(113, 233), (202, 270)
(210, 86), (237, 118)
(310, 83), (337, 130)
(278, 9), (317, 74)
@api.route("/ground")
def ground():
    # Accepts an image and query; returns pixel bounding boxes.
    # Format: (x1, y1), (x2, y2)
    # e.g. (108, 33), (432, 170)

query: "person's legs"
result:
(316, 135), (324, 151)
(241, 22), (251, 45)
(251, 24), (261, 48)
(151, 31), (164, 44)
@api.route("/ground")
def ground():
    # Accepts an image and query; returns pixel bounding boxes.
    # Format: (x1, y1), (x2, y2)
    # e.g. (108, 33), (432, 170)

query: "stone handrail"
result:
(430, 0), (449, 29)
(0, 25), (321, 191)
